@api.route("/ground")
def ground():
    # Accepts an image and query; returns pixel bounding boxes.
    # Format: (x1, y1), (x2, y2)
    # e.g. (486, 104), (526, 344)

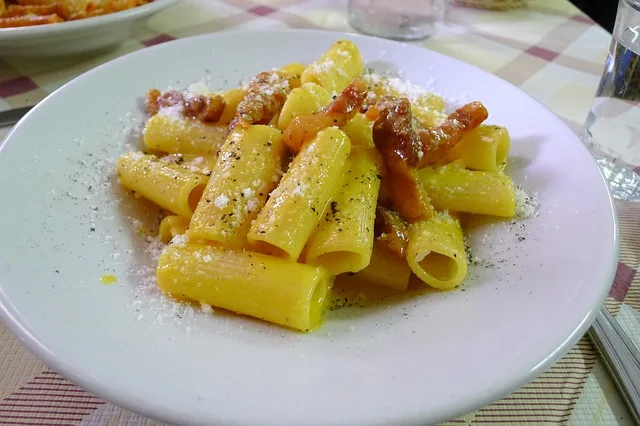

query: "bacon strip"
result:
(417, 101), (488, 167)
(282, 78), (368, 153)
(230, 71), (296, 129)
(146, 89), (225, 123)
(372, 97), (434, 222)
(375, 206), (410, 258)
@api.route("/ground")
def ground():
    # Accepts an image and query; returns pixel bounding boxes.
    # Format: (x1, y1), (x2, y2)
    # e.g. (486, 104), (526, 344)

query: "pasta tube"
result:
(418, 164), (515, 217)
(350, 241), (412, 291)
(304, 147), (380, 275)
(277, 82), (332, 130)
(157, 243), (332, 332)
(248, 127), (351, 261)
(158, 215), (189, 243)
(342, 113), (374, 148)
(281, 62), (307, 77)
(143, 114), (227, 155)
(446, 125), (510, 172)
(219, 88), (247, 125)
(406, 212), (467, 290)
(189, 125), (285, 248)
(301, 40), (364, 95)
(117, 153), (207, 218)
(160, 153), (217, 176)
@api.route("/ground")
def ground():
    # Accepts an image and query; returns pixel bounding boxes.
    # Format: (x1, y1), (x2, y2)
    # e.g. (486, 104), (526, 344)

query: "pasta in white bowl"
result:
(117, 40), (523, 332)
(0, 30), (616, 426)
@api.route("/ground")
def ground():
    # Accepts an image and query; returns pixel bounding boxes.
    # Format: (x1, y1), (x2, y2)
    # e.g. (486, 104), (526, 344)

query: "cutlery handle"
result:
(589, 307), (640, 425)
(0, 105), (33, 127)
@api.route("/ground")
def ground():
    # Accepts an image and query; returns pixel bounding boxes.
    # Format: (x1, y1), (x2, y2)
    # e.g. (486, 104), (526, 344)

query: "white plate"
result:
(0, 0), (179, 57)
(0, 30), (617, 425)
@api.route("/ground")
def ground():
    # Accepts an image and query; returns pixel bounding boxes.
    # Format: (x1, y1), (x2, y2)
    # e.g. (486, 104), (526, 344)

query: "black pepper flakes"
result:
(330, 201), (339, 215)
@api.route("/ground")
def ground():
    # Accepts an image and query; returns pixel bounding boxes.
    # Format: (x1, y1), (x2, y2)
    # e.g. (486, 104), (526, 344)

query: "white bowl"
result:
(0, 30), (617, 425)
(0, 0), (179, 57)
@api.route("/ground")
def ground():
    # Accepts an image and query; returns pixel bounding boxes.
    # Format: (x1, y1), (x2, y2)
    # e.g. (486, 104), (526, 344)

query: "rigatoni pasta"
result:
(446, 125), (511, 172)
(418, 163), (516, 217)
(117, 153), (207, 219)
(303, 147), (381, 275)
(157, 243), (331, 332)
(406, 212), (467, 290)
(301, 40), (364, 95)
(189, 125), (285, 249)
(143, 114), (227, 155)
(117, 40), (534, 332)
(247, 127), (351, 260)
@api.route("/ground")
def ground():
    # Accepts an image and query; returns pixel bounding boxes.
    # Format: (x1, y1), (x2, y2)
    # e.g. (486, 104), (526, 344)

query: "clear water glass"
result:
(348, 0), (446, 41)
(581, 0), (640, 202)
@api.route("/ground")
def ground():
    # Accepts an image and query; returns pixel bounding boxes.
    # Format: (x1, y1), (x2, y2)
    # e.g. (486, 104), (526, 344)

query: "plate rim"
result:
(0, 0), (179, 40)
(0, 28), (620, 425)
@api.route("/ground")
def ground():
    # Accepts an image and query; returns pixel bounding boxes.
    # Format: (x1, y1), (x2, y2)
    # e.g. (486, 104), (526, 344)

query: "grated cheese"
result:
(200, 302), (214, 314)
(514, 186), (539, 219)
(170, 233), (188, 247)
(214, 194), (230, 208)
(292, 181), (307, 197)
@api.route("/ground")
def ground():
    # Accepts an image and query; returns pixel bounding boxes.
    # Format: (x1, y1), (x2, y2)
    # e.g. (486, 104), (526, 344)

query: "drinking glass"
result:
(581, 0), (640, 202)
(348, 0), (446, 41)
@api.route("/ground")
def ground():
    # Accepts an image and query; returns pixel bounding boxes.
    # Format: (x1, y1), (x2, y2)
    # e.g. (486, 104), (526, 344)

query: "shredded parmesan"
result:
(292, 182), (307, 197)
(514, 187), (539, 219)
(214, 194), (230, 208)
(170, 234), (188, 247)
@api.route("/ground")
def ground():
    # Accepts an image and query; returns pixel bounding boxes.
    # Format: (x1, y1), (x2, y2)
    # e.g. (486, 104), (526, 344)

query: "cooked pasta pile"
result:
(0, 0), (153, 27)
(117, 40), (517, 332)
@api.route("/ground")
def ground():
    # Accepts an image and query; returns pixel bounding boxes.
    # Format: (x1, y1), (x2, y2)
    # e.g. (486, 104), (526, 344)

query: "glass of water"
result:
(348, 0), (446, 41)
(582, 0), (640, 202)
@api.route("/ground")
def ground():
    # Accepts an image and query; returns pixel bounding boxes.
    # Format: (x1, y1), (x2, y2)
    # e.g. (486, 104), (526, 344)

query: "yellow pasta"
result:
(281, 62), (306, 77)
(219, 87), (247, 125)
(160, 153), (217, 176)
(248, 127), (351, 261)
(406, 212), (467, 290)
(158, 215), (190, 243)
(277, 82), (332, 130)
(157, 243), (332, 332)
(117, 153), (207, 218)
(114, 40), (531, 333)
(189, 125), (285, 249)
(350, 241), (412, 291)
(143, 114), (227, 155)
(304, 147), (381, 275)
(342, 113), (375, 148)
(418, 164), (516, 217)
(447, 125), (511, 172)
(301, 40), (364, 95)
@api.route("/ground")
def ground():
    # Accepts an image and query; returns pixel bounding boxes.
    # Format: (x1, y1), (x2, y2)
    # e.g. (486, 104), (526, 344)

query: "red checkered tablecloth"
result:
(1, 0), (639, 425)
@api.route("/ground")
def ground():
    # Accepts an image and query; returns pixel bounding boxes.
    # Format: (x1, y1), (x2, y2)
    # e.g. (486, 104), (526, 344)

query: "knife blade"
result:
(0, 105), (34, 127)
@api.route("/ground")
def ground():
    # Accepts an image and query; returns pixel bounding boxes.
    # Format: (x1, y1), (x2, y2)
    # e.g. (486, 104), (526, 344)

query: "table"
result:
(1, 1), (639, 424)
